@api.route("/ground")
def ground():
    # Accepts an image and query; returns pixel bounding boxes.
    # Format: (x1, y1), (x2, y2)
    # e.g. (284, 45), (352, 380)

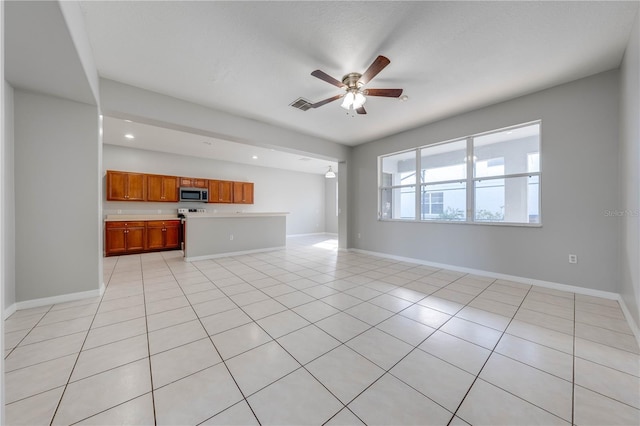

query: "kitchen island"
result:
(182, 212), (288, 261)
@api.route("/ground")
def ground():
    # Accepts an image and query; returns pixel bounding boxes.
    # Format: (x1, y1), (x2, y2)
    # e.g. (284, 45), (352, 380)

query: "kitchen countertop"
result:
(183, 212), (289, 218)
(104, 214), (180, 222)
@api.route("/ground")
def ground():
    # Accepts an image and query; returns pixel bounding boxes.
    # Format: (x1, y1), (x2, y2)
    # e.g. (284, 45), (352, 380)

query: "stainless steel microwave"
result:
(179, 187), (208, 202)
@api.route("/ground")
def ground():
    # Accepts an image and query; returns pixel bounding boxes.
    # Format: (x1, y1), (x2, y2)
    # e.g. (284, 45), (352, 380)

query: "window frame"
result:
(378, 120), (542, 227)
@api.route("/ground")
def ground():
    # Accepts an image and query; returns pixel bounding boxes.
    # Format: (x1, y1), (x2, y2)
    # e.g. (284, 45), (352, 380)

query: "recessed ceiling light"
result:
(124, 134), (135, 140)
(124, 120), (132, 123)
(202, 141), (212, 146)
(252, 155), (258, 160)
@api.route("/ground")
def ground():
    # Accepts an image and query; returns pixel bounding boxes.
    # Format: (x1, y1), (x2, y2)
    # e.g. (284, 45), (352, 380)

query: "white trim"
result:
(618, 297), (640, 346)
(351, 247), (640, 347)
(3, 304), (16, 320)
(13, 286), (103, 311)
(184, 246), (285, 262)
(287, 232), (329, 238)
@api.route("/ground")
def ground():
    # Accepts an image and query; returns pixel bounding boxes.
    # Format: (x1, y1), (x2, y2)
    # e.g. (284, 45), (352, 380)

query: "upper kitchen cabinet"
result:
(147, 174), (179, 202)
(106, 171), (146, 201)
(233, 182), (254, 204)
(209, 180), (234, 203)
(180, 177), (208, 188)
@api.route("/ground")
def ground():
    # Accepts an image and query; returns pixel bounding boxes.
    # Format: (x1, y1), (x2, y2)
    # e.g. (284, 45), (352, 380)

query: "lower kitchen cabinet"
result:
(105, 220), (181, 256)
(146, 220), (181, 250)
(105, 221), (146, 256)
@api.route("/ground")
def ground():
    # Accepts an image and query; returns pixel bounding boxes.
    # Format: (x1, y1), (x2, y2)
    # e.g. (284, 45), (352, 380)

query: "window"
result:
(379, 121), (541, 226)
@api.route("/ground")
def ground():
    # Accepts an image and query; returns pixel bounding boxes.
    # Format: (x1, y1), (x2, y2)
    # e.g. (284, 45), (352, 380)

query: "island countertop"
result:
(182, 212), (289, 219)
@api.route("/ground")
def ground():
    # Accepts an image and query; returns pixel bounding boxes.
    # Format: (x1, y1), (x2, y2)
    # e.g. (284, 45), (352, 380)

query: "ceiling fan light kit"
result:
(303, 55), (404, 115)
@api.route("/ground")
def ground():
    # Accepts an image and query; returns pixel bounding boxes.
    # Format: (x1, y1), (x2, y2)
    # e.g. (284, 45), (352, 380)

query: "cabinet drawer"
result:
(106, 221), (146, 228)
(147, 220), (180, 227)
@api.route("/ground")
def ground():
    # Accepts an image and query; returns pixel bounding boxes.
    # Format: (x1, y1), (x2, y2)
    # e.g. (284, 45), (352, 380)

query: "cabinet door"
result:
(193, 178), (208, 188)
(233, 182), (254, 204)
(162, 176), (179, 202)
(126, 227), (146, 251)
(106, 171), (128, 201)
(105, 227), (127, 256)
(146, 175), (165, 201)
(180, 177), (194, 187)
(146, 225), (165, 250)
(164, 222), (180, 249)
(209, 180), (233, 203)
(126, 173), (147, 201)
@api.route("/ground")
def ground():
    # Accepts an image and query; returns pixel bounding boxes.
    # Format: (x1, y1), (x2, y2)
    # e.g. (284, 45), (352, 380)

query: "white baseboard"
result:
(287, 232), (334, 238)
(350, 247), (640, 346)
(13, 286), (104, 312)
(184, 246), (285, 262)
(4, 303), (16, 320)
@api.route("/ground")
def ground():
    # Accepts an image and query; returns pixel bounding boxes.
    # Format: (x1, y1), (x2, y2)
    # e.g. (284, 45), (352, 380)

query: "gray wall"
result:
(103, 144), (326, 235)
(350, 70), (620, 293)
(619, 14), (639, 326)
(325, 174), (338, 234)
(3, 81), (15, 309)
(14, 90), (100, 302)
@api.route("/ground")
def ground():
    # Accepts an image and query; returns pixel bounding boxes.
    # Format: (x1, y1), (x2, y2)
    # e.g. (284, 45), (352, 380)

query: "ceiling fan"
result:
(307, 55), (404, 115)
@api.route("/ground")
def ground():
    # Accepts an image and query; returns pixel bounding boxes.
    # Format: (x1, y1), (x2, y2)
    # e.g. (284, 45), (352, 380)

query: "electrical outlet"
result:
(230, 234), (234, 241)
(358, 233), (361, 239)
(569, 254), (578, 264)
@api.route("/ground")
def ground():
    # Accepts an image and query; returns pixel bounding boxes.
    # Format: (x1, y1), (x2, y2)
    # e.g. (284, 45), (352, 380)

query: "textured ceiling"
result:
(79, 1), (638, 146)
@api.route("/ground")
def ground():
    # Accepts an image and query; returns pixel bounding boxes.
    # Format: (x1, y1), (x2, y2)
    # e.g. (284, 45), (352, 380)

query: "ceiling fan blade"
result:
(356, 106), (367, 115)
(311, 70), (347, 89)
(365, 88), (403, 97)
(358, 55), (391, 85)
(311, 94), (344, 108)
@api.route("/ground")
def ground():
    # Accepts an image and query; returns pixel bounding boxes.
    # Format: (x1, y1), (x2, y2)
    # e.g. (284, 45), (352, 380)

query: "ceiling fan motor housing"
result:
(342, 72), (364, 89)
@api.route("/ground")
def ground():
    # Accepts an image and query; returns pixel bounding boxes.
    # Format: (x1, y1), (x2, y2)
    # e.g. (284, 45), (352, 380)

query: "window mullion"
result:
(415, 148), (421, 221)
(466, 137), (474, 222)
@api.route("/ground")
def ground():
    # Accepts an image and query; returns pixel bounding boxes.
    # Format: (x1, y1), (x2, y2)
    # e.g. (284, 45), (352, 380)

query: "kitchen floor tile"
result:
(148, 319), (208, 354)
(151, 337), (222, 388)
(390, 348), (475, 412)
(200, 400), (259, 425)
(573, 385), (640, 426)
(146, 305), (197, 331)
(345, 302), (395, 326)
(5, 354), (76, 404)
(506, 319), (574, 354)
(479, 353), (573, 421)
(277, 324), (340, 365)
(212, 322), (273, 359)
(346, 327), (413, 370)
(419, 330), (491, 375)
(376, 314), (435, 346)
(574, 337), (640, 377)
(307, 345), (385, 404)
(226, 341), (300, 396)
(316, 312), (371, 342)
(292, 300), (340, 322)
(4, 386), (64, 426)
(247, 367), (343, 425)
(574, 357), (640, 409)
(457, 379), (568, 426)
(324, 408), (366, 426)
(83, 317), (147, 350)
(154, 363), (243, 425)
(418, 295), (464, 315)
(575, 322), (640, 354)
(399, 303), (451, 328)
(256, 310), (310, 338)
(52, 359), (151, 425)
(75, 393), (155, 426)
(368, 293), (413, 313)
(200, 307), (253, 335)
(348, 373), (453, 425)
(20, 315), (93, 345)
(71, 334), (149, 382)
(5, 332), (86, 372)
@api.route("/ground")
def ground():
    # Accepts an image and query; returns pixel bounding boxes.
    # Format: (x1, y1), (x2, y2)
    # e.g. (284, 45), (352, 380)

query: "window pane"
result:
(474, 123), (540, 178)
(381, 151), (416, 186)
(475, 176), (539, 223)
(421, 183), (466, 221)
(381, 186), (415, 220)
(421, 140), (466, 183)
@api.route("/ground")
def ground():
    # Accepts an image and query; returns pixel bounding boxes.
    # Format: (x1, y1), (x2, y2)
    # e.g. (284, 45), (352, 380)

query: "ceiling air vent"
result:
(289, 97), (313, 111)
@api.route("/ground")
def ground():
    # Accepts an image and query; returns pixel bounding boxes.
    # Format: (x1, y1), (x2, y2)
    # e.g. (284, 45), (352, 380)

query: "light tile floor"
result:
(4, 235), (640, 425)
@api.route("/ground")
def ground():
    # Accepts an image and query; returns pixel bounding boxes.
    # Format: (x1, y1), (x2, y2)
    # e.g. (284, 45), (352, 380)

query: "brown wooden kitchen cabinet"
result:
(147, 175), (179, 202)
(180, 177), (208, 188)
(146, 220), (180, 250)
(208, 180), (234, 203)
(106, 171), (146, 201)
(105, 221), (146, 256)
(233, 182), (254, 204)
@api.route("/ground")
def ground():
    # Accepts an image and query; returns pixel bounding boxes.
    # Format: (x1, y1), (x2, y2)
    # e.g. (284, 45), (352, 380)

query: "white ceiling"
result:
(103, 116), (338, 175)
(79, 1), (638, 148)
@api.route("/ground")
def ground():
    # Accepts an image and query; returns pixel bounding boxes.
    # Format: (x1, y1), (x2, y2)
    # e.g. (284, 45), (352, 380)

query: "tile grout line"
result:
(140, 256), (159, 426)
